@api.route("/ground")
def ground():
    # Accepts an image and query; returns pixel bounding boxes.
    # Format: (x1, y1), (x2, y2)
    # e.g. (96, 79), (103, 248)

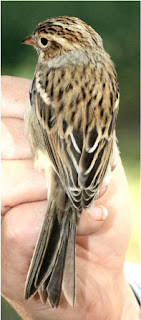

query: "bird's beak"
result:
(22, 35), (36, 47)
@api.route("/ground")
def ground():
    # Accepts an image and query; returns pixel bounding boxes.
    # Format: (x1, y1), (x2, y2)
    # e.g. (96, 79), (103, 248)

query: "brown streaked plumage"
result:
(23, 16), (119, 308)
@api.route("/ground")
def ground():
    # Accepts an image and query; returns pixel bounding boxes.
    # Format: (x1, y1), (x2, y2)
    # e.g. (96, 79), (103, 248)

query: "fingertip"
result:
(87, 205), (108, 221)
(77, 205), (109, 236)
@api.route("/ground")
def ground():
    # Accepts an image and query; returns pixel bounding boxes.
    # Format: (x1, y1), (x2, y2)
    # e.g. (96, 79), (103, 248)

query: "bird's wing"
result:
(32, 63), (119, 209)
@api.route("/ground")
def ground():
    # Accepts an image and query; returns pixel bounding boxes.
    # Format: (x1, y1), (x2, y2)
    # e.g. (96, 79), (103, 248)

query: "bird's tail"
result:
(24, 176), (79, 308)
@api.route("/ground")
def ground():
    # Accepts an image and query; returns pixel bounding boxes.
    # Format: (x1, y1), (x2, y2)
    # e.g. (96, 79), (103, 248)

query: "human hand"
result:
(2, 76), (139, 320)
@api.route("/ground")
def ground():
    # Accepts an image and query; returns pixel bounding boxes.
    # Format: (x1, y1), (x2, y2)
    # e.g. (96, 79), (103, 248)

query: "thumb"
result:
(77, 205), (108, 236)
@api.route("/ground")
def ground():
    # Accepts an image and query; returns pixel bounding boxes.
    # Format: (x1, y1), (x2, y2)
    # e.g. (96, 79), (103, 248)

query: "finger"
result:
(95, 185), (107, 200)
(111, 141), (119, 171)
(77, 205), (108, 236)
(78, 158), (131, 259)
(1, 76), (31, 119)
(1, 118), (32, 160)
(95, 142), (119, 200)
(1, 160), (47, 215)
(77, 156), (129, 238)
(2, 201), (68, 315)
(2, 200), (47, 300)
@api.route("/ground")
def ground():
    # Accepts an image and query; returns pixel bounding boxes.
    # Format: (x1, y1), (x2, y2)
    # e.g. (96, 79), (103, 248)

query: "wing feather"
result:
(31, 64), (119, 210)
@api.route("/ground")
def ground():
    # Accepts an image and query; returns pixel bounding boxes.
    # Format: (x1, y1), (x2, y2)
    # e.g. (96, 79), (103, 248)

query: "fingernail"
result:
(87, 205), (108, 221)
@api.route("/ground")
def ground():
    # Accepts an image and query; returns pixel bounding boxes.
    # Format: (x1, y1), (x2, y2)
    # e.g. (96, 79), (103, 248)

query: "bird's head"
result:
(22, 16), (104, 64)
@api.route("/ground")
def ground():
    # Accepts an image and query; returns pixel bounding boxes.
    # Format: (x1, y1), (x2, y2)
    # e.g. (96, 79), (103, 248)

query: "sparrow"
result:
(22, 16), (119, 308)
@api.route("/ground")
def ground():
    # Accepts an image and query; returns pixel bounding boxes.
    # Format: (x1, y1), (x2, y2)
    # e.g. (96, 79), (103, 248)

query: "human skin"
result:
(1, 76), (140, 320)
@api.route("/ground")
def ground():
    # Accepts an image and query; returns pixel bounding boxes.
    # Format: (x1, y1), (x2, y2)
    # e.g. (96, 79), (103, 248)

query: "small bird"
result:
(22, 16), (119, 308)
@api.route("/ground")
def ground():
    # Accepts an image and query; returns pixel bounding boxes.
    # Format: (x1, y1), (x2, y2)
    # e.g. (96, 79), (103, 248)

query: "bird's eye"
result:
(40, 38), (48, 46)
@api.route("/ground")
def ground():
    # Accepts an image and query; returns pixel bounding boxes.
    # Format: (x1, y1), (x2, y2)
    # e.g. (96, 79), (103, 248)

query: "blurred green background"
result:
(2, 1), (140, 319)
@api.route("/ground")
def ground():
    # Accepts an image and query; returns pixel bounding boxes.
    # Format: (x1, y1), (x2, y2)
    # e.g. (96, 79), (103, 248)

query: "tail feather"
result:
(62, 225), (76, 306)
(24, 201), (61, 299)
(47, 231), (69, 307)
(35, 210), (68, 288)
(24, 194), (77, 308)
